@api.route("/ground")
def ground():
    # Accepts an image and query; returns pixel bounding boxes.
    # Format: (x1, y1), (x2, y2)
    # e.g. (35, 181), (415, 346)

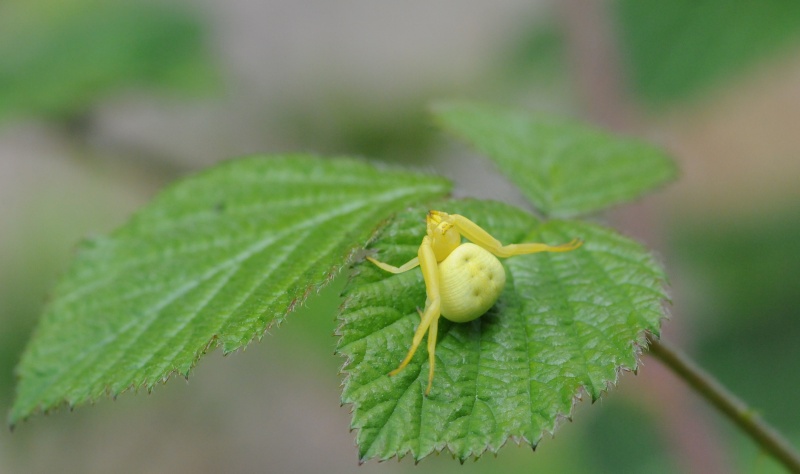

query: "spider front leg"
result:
(365, 256), (419, 274)
(387, 235), (441, 395)
(446, 212), (582, 257)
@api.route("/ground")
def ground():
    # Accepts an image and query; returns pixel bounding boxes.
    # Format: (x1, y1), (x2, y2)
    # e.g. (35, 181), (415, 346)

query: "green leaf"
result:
(10, 155), (450, 425)
(337, 199), (667, 462)
(0, 0), (217, 123)
(432, 102), (677, 218)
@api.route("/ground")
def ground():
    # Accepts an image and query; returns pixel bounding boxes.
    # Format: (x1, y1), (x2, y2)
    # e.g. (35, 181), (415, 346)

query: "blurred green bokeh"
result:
(672, 207), (800, 434)
(0, 0), (216, 123)
(615, 0), (800, 107)
(507, 0), (800, 110)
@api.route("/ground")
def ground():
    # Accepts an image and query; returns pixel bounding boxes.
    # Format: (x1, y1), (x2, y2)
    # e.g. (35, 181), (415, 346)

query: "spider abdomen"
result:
(438, 243), (506, 323)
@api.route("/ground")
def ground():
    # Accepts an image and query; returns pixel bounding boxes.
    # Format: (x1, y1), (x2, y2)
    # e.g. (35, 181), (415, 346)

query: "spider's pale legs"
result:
(448, 213), (582, 258)
(366, 256), (419, 274)
(368, 212), (582, 395)
(385, 236), (440, 394)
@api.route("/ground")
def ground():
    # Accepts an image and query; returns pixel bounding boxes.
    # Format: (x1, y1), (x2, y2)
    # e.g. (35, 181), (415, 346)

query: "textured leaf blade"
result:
(337, 200), (667, 461)
(432, 102), (677, 217)
(10, 155), (450, 424)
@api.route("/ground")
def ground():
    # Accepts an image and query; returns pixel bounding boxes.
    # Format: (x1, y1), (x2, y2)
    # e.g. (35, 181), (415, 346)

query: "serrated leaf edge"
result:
(335, 210), (671, 463)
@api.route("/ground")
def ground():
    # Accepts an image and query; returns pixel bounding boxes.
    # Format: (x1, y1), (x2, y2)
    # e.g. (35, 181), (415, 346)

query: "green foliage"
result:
(9, 155), (450, 425)
(433, 102), (676, 218)
(334, 102), (673, 461)
(11, 102), (674, 464)
(0, 0), (217, 123)
(615, 0), (800, 106)
(337, 200), (666, 461)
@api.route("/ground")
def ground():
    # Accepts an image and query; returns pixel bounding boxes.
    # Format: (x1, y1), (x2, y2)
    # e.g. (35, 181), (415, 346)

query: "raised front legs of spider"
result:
(367, 210), (582, 395)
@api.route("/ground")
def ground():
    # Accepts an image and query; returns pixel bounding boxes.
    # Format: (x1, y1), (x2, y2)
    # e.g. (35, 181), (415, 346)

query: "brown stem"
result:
(558, 0), (636, 131)
(648, 336), (800, 473)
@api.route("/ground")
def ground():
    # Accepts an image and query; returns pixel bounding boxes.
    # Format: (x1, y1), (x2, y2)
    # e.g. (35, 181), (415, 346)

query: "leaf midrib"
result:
(55, 185), (426, 307)
(21, 186), (426, 411)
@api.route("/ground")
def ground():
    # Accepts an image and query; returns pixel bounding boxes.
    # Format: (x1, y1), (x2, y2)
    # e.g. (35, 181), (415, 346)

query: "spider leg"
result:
(388, 236), (441, 395)
(425, 312), (439, 395)
(366, 256), (420, 274)
(493, 238), (583, 257)
(450, 213), (582, 258)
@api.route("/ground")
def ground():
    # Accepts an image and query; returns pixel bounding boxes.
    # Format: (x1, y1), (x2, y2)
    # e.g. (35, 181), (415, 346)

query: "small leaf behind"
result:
(10, 155), (450, 425)
(432, 102), (677, 218)
(337, 200), (667, 462)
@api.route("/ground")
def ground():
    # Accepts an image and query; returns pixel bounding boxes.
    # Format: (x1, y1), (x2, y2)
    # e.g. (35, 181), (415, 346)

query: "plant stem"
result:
(647, 335), (800, 473)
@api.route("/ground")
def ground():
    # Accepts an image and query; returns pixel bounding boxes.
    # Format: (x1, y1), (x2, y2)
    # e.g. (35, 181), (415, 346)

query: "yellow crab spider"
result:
(367, 210), (582, 395)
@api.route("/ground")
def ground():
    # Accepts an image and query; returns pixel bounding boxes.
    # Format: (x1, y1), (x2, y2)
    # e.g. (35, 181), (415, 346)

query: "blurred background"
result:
(1, 0), (799, 472)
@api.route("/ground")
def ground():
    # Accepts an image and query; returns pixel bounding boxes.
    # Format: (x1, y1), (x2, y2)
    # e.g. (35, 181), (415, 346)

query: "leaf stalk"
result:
(647, 336), (800, 473)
